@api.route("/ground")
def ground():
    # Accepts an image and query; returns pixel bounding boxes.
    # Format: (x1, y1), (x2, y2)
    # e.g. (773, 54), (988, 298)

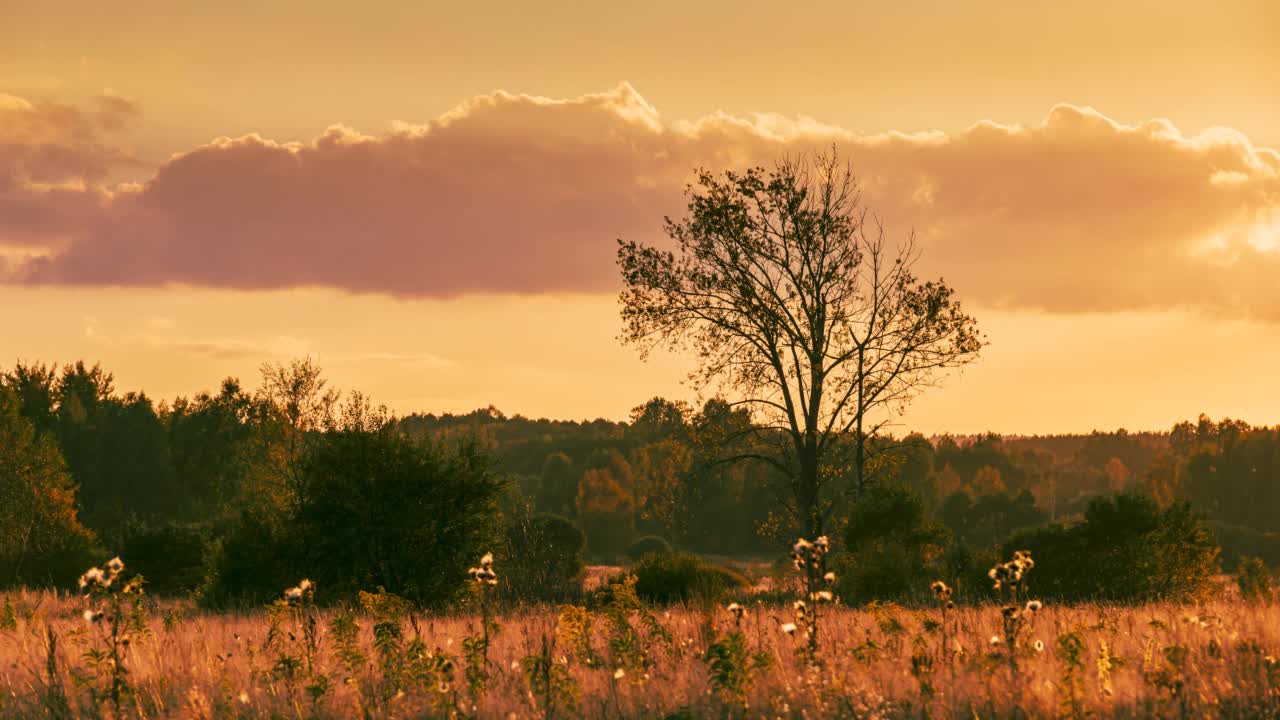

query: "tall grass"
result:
(1, 587), (1278, 718)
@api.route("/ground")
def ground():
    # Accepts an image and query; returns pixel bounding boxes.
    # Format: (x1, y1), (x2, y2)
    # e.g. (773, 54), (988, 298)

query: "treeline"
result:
(0, 359), (1273, 606)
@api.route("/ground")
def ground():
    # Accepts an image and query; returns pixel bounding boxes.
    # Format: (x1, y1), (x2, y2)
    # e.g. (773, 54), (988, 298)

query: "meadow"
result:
(2, 580), (1278, 719)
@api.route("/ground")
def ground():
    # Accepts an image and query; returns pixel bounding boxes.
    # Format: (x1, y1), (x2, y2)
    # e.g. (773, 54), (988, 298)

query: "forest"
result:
(3, 357), (1275, 606)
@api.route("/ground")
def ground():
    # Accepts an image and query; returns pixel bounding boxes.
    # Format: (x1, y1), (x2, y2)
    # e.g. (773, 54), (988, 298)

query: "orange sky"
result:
(2, 1), (1278, 434)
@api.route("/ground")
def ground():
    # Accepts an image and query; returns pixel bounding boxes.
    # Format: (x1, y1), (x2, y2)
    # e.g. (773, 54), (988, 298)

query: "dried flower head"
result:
(930, 580), (952, 601)
(780, 622), (798, 636)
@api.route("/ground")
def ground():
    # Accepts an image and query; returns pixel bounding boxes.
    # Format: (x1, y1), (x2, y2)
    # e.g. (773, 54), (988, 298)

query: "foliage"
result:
(1237, 556), (1273, 602)
(837, 482), (949, 603)
(1007, 493), (1219, 602)
(119, 522), (208, 596)
(0, 386), (98, 589)
(292, 428), (505, 607)
(498, 509), (585, 604)
(625, 552), (749, 605)
(626, 535), (673, 560)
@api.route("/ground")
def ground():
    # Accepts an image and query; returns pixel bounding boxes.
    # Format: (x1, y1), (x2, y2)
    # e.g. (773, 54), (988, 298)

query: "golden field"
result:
(1, 588), (1278, 719)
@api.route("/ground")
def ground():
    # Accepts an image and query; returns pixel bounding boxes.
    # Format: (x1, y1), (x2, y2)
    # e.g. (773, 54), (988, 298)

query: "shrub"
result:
(627, 551), (748, 604)
(1237, 556), (1272, 602)
(836, 483), (950, 603)
(626, 535), (673, 560)
(1006, 493), (1219, 603)
(292, 430), (505, 607)
(198, 511), (299, 608)
(119, 522), (208, 596)
(1213, 523), (1280, 569)
(499, 510), (586, 603)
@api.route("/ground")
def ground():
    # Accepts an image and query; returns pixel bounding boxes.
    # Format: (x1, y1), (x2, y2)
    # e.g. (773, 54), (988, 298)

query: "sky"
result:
(2, 0), (1278, 434)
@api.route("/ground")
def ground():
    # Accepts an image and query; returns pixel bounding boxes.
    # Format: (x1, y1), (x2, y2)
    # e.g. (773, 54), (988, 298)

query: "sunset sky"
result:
(2, 0), (1278, 434)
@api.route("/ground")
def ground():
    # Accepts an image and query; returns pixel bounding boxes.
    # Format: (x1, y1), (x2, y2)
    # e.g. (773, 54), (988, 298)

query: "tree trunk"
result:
(797, 441), (821, 539)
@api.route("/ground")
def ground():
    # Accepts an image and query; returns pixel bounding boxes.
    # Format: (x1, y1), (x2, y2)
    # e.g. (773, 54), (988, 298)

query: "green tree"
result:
(535, 451), (578, 518)
(618, 152), (983, 537)
(576, 467), (635, 559)
(293, 426), (504, 606)
(0, 387), (97, 587)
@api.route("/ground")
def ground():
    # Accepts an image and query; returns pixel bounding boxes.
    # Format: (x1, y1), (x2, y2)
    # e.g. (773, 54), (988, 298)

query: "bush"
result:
(202, 429), (505, 609)
(626, 535), (673, 560)
(499, 510), (586, 603)
(120, 522), (208, 596)
(1237, 556), (1273, 602)
(1006, 493), (1219, 603)
(292, 430), (505, 607)
(1213, 523), (1280, 569)
(836, 483), (950, 604)
(198, 512), (300, 608)
(627, 551), (749, 604)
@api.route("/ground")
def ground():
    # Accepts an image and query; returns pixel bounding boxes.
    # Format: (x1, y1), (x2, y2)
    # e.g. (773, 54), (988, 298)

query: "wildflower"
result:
(945, 601), (956, 610)
(83, 609), (102, 624)
(238, 692), (250, 705)
(930, 580), (952, 601)
(284, 586), (303, 603)
(824, 571), (836, 584)
(1001, 606), (1020, 620)
(780, 623), (798, 636)
(989, 635), (1001, 646)
(79, 567), (106, 592)
(727, 602), (746, 619)
(510, 660), (520, 670)
(1034, 640), (1045, 653)
(810, 590), (834, 603)
(613, 668), (626, 680)
(468, 552), (499, 586)
(1025, 600), (1043, 613)
(107, 557), (124, 574)
(792, 600), (807, 617)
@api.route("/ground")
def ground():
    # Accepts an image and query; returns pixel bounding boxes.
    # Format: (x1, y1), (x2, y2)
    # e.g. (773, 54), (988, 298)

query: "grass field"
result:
(2, 587), (1279, 719)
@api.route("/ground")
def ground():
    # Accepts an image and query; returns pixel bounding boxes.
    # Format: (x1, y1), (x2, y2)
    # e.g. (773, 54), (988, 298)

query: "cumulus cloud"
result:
(2, 84), (1278, 317)
(0, 91), (139, 248)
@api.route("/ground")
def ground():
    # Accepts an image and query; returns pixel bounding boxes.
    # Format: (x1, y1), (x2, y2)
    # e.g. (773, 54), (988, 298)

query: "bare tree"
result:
(617, 152), (983, 537)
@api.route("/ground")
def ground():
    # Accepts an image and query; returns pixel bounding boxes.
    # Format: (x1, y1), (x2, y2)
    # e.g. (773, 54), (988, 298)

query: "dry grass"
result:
(1, 588), (1278, 718)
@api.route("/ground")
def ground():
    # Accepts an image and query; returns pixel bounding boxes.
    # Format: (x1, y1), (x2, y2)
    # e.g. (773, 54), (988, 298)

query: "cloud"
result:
(0, 90), (139, 248)
(2, 84), (1278, 318)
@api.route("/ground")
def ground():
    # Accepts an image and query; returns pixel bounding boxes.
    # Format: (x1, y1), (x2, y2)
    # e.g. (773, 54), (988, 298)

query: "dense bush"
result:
(292, 429), (505, 607)
(1237, 556), (1272, 602)
(198, 512), (300, 607)
(119, 522), (209, 596)
(626, 535), (673, 560)
(202, 429), (505, 608)
(1213, 522), (1280, 569)
(626, 551), (749, 604)
(1006, 493), (1219, 602)
(498, 510), (586, 603)
(836, 483), (950, 603)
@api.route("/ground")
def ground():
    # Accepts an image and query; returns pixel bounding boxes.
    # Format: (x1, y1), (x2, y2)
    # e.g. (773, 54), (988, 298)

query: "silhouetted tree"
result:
(618, 152), (983, 536)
